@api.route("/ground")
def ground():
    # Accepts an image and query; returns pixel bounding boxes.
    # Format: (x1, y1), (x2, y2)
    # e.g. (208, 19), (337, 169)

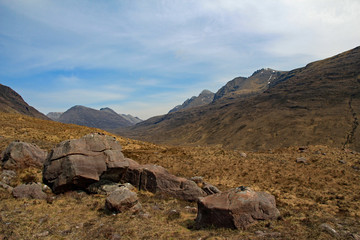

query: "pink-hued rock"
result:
(1, 141), (47, 170)
(124, 164), (206, 202)
(43, 133), (130, 193)
(195, 187), (280, 229)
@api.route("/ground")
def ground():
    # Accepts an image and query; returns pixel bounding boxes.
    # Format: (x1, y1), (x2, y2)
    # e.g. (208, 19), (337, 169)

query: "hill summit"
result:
(0, 84), (49, 120)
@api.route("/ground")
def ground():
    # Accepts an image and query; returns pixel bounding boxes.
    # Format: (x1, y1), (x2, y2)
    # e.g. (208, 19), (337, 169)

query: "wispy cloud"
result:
(1, 0), (360, 119)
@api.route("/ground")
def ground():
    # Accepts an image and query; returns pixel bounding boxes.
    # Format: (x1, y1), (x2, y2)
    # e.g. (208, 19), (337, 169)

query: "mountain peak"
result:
(168, 89), (215, 113)
(0, 83), (49, 120)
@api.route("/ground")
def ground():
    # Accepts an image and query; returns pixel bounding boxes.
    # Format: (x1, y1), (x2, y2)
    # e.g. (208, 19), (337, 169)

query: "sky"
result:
(0, 0), (359, 120)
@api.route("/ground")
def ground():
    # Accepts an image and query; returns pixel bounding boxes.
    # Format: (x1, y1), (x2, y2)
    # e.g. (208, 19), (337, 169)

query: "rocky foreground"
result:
(0, 114), (359, 239)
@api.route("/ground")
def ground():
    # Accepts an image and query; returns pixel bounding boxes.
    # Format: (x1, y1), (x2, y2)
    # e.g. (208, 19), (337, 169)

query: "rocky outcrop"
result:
(43, 133), (209, 201)
(123, 164), (206, 202)
(195, 187), (280, 229)
(12, 183), (47, 200)
(105, 187), (141, 213)
(1, 141), (47, 170)
(43, 133), (130, 193)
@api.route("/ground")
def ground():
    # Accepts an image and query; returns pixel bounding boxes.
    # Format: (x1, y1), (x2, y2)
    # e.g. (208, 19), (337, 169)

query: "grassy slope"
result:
(0, 112), (360, 239)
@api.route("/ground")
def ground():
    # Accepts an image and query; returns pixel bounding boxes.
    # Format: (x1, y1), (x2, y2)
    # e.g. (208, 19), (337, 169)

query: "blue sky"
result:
(1, 0), (359, 119)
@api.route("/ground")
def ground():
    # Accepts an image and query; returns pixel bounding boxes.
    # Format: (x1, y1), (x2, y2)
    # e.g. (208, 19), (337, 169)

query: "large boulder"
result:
(105, 187), (141, 213)
(1, 141), (47, 170)
(43, 133), (212, 202)
(195, 187), (280, 229)
(12, 183), (47, 200)
(43, 133), (130, 193)
(123, 164), (206, 201)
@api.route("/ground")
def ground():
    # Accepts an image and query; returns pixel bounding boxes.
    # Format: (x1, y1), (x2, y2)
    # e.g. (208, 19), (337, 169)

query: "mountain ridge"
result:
(169, 89), (215, 113)
(117, 46), (360, 151)
(0, 83), (49, 120)
(57, 105), (134, 130)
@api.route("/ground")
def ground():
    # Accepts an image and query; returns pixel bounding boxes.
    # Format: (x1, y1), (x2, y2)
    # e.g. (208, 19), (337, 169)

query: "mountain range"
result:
(47, 106), (142, 130)
(117, 46), (360, 151)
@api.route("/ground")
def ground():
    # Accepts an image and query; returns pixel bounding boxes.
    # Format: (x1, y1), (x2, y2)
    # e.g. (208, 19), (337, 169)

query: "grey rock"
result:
(296, 157), (307, 164)
(0, 170), (16, 185)
(105, 187), (141, 213)
(202, 183), (221, 195)
(167, 209), (181, 221)
(12, 183), (47, 200)
(320, 223), (339, 238)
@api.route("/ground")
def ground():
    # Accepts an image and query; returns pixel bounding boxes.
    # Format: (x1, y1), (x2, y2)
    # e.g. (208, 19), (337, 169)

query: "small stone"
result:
(167, 209), (181, 221)
(190, 176), (204, 185)
(351, 233), (360, 240)
(12, 183), (47, 200)
(202, 183), (221, 195)
(338, 160), (346, 164)
(296, 157), (307, 164)
(34, 231), (49, 237)
(320, 223), (339, 238)
(111, 233), (121, 240)
(184, 206), (197, 214)
(105, 187), (140, 213)
(138, 211), (151, 219)
(240, 152), (247, 158)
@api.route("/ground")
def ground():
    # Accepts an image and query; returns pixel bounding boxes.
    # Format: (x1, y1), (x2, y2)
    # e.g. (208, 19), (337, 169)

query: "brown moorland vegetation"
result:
(0, 112), (360, 239)
(119, 46), (360, 152)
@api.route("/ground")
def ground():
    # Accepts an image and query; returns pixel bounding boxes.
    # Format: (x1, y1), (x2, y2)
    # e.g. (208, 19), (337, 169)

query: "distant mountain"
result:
(119, 46), (360, 151)
(0, 83), (49, 120)
(47, 112), (63, 121)
(213, 68), (283, 101)
(99, 107), (142, 125)
(58, 105), (135, 130)
(169, 90), (215, 113)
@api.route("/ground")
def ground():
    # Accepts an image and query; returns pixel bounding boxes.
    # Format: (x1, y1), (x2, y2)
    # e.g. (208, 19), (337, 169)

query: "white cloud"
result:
(1, 0), (360, 119)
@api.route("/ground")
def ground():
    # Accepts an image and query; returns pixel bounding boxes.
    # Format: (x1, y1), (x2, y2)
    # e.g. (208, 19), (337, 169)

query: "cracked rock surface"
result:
(195, 187), (280, 229)
(43, 133), (129, 193)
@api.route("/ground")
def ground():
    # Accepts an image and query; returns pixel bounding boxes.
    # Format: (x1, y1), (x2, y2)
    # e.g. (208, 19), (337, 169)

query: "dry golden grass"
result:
(1, 112), (360, 239)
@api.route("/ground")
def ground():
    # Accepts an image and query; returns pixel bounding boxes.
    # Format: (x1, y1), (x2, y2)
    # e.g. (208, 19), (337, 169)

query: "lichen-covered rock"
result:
(1, 141), (47, 170)
(195, 187), (280, 229)
(43, 133), (130, 193)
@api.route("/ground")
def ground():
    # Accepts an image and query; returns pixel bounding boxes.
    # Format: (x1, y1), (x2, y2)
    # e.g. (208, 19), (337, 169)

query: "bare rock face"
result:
(124, 164), (206, 202)
(195, 187), (280, 229)
(1, 141), (47, 170)
(105, 187), (141, 213)
(43, 133), (130, 193)
(12, 183), (47, 200)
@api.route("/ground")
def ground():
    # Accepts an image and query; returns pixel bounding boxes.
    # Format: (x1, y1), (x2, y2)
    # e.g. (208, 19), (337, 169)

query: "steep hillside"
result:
(0, 84), (49, 120)
(119, 46), (360, 151)
(169, 90), (215, 113)
(213, 68), (283, 101)
(58, 105), (133, 130)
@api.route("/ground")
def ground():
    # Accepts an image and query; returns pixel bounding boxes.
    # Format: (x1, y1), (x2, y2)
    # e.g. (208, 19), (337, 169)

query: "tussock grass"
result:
(1, 112), (360, 239)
